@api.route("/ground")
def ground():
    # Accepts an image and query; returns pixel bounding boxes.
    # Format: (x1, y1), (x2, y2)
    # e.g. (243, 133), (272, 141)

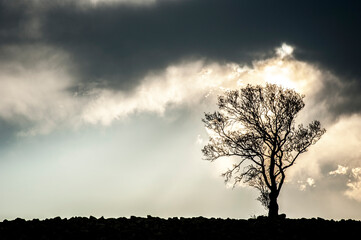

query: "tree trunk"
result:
(268, 193), (279, 218)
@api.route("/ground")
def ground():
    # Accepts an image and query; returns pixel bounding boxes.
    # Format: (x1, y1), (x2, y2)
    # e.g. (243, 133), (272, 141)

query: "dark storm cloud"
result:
(315, 78), (361, 120)
(1, 0), (361, 115)
(0, 1), (29, 42)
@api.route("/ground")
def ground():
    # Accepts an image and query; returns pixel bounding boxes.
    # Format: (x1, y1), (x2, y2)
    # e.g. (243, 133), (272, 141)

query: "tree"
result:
(202, 84), (326, 218)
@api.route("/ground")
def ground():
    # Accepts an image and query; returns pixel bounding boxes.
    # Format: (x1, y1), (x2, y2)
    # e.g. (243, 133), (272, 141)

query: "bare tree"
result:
(202, 84), (325, 218)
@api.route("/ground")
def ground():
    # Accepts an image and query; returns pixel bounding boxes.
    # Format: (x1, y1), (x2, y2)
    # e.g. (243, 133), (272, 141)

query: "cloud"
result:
(285, 113), (361, 206)
(0, 46), (245, 133)
(12, 0), (355, 100)
(326, 166), (361, 202)
(0, 44), (84, 135)
(344, 167), (361, 202)
(329, 165), (348, 175)
(351, 168), (361, 179)
(298, 183), (306, 191)
(80, 43), (332, 127)
(2, 0), (361, 123)
(307, 178), (315, 187)
(297, 178), (316, 191)
(0, 42), (347, 137)
(52, 0), (182, 8)
(81, 0), (158, 6)
(276, 43), (294, 59)
(345, 179), (361, 202)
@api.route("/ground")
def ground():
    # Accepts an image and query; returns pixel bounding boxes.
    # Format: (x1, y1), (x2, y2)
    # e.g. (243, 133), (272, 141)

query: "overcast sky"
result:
(1, 0), (361, 220)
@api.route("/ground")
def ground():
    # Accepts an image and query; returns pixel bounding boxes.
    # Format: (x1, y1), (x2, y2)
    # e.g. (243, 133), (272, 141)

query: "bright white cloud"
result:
(82, 44), (329, 127)
(0, 43), (348, 139)
(351, 168), (361, 178)
(345, 167), (361, 202)
(306, 178), (315, 187)
(83, 0), (156, 6)
(329, 165), (349, 175)
(73, 0), (182, 7)
(276, 43), (294, 59)
(81, 61), (242, 125)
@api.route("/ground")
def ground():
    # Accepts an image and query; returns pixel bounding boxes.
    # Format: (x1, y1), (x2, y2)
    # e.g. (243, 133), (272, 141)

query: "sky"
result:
(1, 0), (361, 220)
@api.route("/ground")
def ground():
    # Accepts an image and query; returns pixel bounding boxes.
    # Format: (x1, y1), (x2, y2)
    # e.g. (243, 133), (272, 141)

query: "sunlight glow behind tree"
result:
(202, 84), (326, 218)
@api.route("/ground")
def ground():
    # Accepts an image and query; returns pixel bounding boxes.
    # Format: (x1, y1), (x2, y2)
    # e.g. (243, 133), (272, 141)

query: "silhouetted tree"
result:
(202, 84), (325, 218)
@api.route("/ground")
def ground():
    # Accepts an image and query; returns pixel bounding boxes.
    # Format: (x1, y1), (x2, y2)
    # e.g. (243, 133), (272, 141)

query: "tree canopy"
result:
(202, 84), (326, 218)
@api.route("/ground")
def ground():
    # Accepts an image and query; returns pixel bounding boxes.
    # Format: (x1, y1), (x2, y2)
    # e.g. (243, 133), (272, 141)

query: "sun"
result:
(262, 64), (297, 90)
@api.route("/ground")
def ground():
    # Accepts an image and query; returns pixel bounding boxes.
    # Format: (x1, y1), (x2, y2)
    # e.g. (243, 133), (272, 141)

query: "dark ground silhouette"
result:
(0, 216), (360, 239)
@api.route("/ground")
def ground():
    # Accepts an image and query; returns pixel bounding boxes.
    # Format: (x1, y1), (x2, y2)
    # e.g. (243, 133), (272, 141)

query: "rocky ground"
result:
(0, 215), (360, 239)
